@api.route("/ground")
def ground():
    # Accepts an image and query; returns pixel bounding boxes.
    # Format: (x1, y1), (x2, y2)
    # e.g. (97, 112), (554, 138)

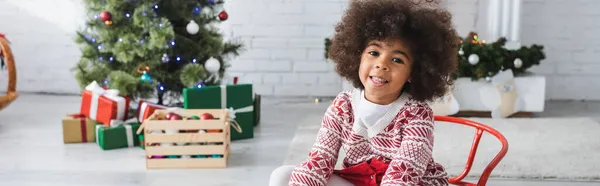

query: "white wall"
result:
(0, 0), (85, 94)
(1, 0), (600, 100)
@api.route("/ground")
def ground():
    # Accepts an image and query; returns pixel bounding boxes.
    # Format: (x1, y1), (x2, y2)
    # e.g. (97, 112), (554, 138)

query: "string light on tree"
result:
(157, 83), (165, 92)
(161, 53), (169, 63)
(195, 81), (206, 88)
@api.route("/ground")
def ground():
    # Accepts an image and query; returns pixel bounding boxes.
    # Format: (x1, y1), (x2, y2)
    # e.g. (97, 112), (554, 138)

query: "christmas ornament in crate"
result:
(183, 84), (255, 141)
(95, 122), (141, 150)
(80, 81), (130, 126)
(136, 109), (239, 169)
(138, 133), (145, 149)
(62, 114), (96, 143)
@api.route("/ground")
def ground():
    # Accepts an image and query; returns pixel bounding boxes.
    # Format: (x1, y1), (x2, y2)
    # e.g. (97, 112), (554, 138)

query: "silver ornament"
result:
(458, 49), (464, 55)
(186, 20), (200, 35)
(204, 57), (221, 73)
(514, 58), (523, 68)
(468, 54), (479, 65)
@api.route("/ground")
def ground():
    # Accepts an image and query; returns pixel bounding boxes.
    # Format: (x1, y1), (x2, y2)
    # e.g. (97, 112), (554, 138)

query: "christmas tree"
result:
(73, 0), (243, 105)
(455, 32), (545, 81)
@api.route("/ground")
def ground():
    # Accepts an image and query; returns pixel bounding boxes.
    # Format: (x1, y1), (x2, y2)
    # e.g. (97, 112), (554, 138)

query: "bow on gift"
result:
(85, 81), (120, 98)
(227, 106), (252, 133)
(84, 81), (127, 124)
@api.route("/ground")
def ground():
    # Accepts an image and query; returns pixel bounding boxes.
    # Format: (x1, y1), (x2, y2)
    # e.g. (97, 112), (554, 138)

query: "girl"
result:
(270, 0), (459, 185)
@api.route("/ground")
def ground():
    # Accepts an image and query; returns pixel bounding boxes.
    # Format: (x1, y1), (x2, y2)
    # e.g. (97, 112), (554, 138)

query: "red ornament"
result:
(218, 11), (228, 21)
(165, 112), (180, 120)
(170, 114), (183, 120)
(200, 113), (214, 120)
(100, 11), (112, 22)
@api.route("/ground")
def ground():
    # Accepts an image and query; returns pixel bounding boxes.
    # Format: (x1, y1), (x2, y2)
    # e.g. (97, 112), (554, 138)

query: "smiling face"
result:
(358, 37), (413, 105)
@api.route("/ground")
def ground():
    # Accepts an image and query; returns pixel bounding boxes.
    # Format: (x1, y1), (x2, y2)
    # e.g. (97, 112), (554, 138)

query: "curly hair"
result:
(328, 0), (459, 102)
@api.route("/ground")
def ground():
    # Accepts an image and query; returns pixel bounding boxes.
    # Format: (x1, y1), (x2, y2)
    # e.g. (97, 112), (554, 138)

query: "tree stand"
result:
(0, 34), (18, 111)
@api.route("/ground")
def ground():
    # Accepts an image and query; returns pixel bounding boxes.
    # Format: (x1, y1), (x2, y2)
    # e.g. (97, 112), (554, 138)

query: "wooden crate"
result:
(136, 109), (231, 169)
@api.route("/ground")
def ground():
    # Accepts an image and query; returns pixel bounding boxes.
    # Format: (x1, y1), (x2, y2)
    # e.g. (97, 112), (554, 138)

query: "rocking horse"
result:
(0, 33), (18, 111)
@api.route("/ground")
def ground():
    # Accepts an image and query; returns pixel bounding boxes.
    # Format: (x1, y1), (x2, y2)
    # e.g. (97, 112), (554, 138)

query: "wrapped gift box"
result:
(96, 123), (141, 150)
(183, 84), (255, 141)
(136, 101), (168, 123)
(80, 81), (130, 126)
(62, 114), (96, 143)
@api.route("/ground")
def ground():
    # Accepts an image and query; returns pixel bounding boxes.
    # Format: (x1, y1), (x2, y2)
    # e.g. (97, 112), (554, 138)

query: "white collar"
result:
(350, 88), (410, 138)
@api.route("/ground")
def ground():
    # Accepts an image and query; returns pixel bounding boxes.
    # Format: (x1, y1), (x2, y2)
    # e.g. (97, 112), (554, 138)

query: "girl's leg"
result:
(269, 165), (354, 186)
(269, 165), (295, 186)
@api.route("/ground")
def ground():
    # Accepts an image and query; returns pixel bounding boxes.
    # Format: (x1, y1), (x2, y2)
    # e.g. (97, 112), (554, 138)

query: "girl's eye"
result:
(392, 58), (404, 63)
(368, 51), (379, 56)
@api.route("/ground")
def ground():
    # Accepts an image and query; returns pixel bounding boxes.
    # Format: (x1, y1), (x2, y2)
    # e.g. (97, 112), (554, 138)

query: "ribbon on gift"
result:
(85, 81), (127, 123)
(123, 124), (134, 147)
(220, 85), (253, 133)
(109, 117), (139, 127)
(69, 114), (89, 142)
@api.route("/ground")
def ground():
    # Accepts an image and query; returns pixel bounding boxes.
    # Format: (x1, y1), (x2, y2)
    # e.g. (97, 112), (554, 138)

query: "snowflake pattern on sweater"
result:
(289, 90), (449, 186)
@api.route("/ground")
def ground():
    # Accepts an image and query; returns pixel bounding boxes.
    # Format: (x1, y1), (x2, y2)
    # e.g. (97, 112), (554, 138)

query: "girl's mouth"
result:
(369, 76), (388, 86)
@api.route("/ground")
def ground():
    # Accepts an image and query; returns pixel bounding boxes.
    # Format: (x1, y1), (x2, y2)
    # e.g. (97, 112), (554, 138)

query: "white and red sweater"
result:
(289, 89), (449, 186)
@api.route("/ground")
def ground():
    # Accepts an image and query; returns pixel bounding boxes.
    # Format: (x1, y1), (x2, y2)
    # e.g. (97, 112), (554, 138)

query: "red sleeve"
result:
(288, 94), (348, 186)
(381, 104), (435, 186)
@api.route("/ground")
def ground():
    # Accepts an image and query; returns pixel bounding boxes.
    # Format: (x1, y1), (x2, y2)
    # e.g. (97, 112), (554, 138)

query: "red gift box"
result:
(136, 101), (168, 123)
(80, 81), (130, 126)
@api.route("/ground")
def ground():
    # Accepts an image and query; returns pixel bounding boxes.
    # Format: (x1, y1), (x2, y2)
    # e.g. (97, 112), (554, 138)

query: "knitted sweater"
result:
(289, 89), (449, 186)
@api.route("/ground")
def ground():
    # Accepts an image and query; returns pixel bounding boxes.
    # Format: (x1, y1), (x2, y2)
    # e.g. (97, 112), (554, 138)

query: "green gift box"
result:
(95, 123), (141, 150)
(183, 84), (254, 140)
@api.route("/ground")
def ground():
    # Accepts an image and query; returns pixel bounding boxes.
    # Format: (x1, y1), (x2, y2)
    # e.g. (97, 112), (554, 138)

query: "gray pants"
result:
(269, 165), (354, 186)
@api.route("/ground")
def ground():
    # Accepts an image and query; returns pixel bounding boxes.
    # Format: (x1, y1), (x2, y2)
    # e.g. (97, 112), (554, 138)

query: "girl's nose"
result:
(375, 61), (389, 71)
